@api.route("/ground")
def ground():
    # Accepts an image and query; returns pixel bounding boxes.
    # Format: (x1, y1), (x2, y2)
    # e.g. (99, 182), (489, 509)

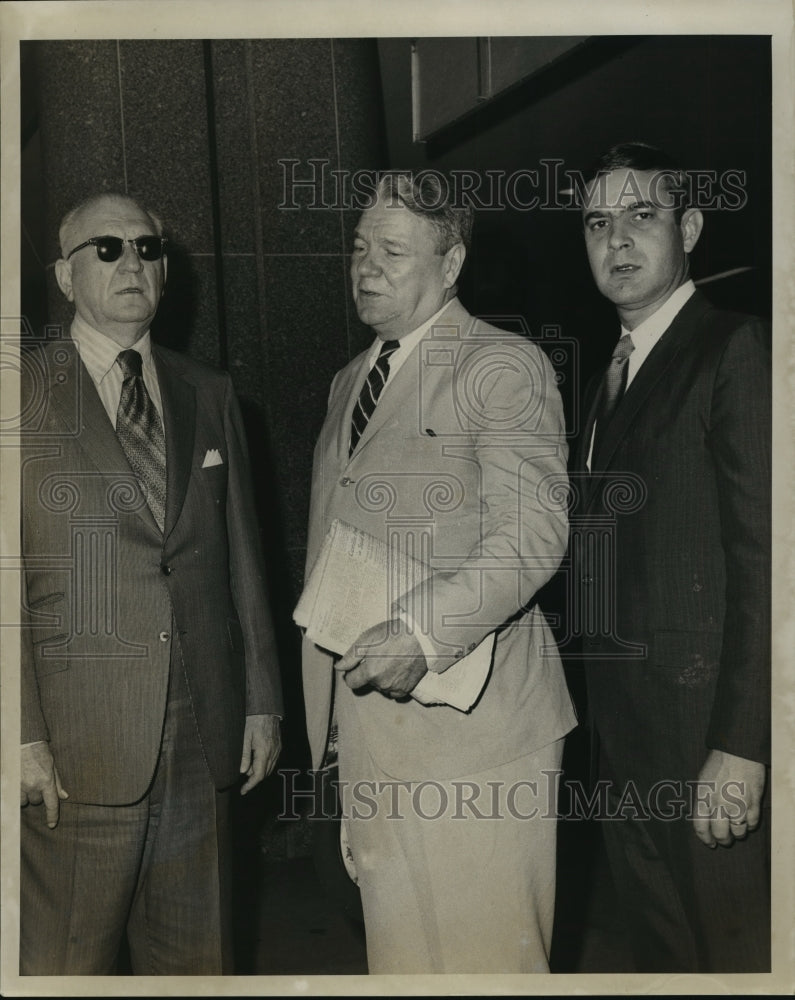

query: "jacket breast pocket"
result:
(199, 462), (228, 502)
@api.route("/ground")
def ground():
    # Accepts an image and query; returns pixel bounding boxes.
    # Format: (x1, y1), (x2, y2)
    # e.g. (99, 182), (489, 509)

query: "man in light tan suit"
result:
(301, 173), (576, 973)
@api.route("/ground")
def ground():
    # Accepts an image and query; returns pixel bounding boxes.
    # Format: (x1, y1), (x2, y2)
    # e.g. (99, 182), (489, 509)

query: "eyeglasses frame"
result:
(65, 235), (169, 263)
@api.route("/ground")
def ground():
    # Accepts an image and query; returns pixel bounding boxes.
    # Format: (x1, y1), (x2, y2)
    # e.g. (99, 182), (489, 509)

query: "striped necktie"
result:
(591, 333), (634, 470)
(349, 339), (400, 456)
(115, 349), (167, 531)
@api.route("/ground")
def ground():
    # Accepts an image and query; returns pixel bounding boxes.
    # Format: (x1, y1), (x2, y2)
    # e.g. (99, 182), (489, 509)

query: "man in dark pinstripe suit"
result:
(572, 143), (770, 972)
(19, 193), (283, 974)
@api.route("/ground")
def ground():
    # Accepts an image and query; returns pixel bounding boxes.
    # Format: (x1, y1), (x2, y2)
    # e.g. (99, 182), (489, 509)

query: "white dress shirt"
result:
(70, 315), (163, 426)
(623, 279), (696, 389)
(355, 297), (452, 420)
(587, 280), (696, 468)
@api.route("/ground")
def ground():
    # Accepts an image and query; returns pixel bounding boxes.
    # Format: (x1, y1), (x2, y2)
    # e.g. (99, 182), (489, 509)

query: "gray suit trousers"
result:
(20, 641), (234, 975)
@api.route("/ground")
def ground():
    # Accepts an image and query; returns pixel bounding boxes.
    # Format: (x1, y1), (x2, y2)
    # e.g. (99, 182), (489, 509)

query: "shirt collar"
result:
(368, 297), (458, 366)
(70, 314), (154, 384)
(621, 280), (696, 347)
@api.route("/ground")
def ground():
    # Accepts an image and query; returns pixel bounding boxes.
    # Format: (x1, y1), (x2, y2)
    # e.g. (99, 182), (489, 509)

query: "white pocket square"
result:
(202, 448), (223, 468)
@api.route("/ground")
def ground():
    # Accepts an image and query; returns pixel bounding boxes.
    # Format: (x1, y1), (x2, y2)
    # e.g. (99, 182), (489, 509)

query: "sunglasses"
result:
(66, 235), (168, 263)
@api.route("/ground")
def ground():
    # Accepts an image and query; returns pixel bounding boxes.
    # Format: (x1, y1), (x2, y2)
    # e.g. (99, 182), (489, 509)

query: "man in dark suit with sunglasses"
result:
(19, 193), (283, 974)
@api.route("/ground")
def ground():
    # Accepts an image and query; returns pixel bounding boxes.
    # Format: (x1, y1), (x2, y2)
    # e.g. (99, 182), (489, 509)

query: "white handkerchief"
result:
(202, 448), (223, 468)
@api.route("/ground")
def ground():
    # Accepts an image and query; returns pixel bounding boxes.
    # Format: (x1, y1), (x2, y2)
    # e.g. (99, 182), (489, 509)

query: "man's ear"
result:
(161, 254), (168, 295)
(54, 258), (74, 302)
(442, 243), (466, 289)
(681, 208), (704, 254)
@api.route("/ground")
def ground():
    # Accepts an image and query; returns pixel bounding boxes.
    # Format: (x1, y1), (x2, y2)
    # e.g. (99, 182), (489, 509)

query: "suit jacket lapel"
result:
(350, 346), (418, 459)
(586, 292), (712, 485)
(575, 378), (601, 471)
(46, 340), (160, 534)
(154, 348), (196, 539)
(348, 299), (470, 461)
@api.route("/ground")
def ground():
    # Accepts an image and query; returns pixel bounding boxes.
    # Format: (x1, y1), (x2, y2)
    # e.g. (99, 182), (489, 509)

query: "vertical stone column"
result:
(28, 41), (127, 336)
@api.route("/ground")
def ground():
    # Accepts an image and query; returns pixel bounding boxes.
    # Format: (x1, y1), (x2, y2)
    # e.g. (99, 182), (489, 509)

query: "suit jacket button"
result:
(159, 631), (170, 642)
(581, 575), (593, 585)
(160, 563), (171, 575)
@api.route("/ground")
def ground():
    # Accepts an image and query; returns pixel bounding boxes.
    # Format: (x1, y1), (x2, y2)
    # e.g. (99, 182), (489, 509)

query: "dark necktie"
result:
(115, 349), (167, 531)
(591, 333), (634, 469)
(349, 339), (400, 456)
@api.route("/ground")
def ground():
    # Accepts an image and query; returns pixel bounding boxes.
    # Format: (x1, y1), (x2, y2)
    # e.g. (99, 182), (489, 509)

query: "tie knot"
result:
(612, 334), (634, 363)
(379, 339), (400, 360)
(116, 349), (143, 379)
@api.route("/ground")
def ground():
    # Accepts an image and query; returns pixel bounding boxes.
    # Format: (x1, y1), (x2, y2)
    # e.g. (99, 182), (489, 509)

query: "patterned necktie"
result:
(115, 349), (167, 531)
(349, 339), (400, 456)
(591, 333), (634, 469)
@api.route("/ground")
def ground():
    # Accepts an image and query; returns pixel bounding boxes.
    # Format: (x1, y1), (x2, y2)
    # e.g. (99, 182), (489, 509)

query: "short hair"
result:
(59, 193), (164, 258)
(373, 171), (473, 253)
(581, 142), (690, 220)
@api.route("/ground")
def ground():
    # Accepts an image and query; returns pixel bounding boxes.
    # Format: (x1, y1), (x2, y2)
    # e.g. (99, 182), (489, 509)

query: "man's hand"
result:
(239, 714), (282, 795)
(21, 742), (68, 829)
(335, 618), (428, 699)
(692, 748), (766, 848)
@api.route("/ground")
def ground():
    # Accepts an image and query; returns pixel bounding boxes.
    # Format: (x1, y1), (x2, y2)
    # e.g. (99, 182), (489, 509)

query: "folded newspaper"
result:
(294, 519), (494, 710)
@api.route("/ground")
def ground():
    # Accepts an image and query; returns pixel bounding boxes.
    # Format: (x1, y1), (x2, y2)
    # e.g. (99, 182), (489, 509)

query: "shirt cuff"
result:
(397, 610), (494, 712)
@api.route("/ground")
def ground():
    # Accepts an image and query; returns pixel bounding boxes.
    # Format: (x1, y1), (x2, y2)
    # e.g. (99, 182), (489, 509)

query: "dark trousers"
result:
(597, 743), (770, 973)
(20, 654), (234, 975)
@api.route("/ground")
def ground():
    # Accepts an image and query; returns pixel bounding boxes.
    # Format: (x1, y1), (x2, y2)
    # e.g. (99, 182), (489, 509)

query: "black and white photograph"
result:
(2, 0), (793, 995)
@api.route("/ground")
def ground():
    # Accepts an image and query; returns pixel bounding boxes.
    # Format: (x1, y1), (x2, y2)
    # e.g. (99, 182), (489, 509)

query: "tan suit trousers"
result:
(336, 677), (564, 974)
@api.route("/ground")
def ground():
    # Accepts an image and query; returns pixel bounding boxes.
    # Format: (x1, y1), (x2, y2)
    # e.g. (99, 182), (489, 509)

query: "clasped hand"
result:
(335, 618), (428, 699)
